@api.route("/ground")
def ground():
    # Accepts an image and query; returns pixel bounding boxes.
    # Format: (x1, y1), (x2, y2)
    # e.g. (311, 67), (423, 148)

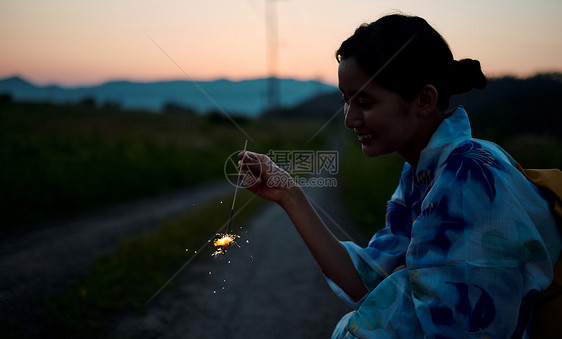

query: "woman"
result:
(239, 14), (561, 338)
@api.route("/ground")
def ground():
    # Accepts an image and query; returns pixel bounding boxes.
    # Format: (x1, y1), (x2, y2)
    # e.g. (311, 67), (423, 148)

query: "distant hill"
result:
(261, 90), (343, 120)
(0, 76), (336, 116)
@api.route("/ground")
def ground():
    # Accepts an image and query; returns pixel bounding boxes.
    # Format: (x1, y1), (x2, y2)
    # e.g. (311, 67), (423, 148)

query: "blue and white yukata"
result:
(328, 106), (562, 338)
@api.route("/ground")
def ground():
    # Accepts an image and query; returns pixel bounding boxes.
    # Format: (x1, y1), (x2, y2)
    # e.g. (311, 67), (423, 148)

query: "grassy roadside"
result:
(37, 189), (262, 338)
(500, 134), (562, 169)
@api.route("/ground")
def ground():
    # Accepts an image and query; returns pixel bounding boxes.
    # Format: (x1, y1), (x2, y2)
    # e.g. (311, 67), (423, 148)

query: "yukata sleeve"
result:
(326, 192), (413, 309)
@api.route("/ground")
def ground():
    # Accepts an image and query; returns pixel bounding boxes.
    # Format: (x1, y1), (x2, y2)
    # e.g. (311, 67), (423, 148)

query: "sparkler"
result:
(212, 139), (247, 257)
(212, 233), (240, 257)
(228, 139), (247, 233)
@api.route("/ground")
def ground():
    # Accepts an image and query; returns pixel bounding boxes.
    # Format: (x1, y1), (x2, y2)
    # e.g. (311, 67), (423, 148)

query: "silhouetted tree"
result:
(162, 102), (197, 115)
(78, 96), (96, 108)
(0, 93), (13, 103)
(206, 110), (249, 125)
(102, 100), (122, 111)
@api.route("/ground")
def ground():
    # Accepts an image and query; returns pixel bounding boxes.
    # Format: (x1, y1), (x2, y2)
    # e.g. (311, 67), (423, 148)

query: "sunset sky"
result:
(1, 0), (561, 87)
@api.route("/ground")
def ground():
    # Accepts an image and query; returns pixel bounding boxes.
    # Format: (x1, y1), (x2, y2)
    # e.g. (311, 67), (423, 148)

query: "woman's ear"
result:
(416, 84), (438, 116)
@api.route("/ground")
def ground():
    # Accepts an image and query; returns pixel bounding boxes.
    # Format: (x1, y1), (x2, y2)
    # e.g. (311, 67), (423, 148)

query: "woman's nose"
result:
(344, 103), (362, 129)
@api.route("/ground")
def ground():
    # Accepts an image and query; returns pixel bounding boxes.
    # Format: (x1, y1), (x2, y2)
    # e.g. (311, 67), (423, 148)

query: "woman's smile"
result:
(356, 133), (374, 142)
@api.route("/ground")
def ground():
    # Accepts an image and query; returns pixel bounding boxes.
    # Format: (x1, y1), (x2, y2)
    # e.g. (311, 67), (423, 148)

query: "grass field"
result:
(0, 102), (326, 229)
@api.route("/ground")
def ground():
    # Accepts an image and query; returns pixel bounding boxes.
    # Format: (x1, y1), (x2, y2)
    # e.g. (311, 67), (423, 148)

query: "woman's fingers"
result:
(237, 151), (269, 188)
(239, 151), (267, 174)
(235, 151), (297, 203)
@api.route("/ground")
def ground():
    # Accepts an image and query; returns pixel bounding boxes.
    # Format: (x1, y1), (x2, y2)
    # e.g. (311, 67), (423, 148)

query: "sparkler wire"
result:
(227, 139), (248, 234)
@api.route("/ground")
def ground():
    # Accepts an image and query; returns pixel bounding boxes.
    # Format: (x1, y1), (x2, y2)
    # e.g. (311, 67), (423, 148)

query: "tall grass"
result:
(0, 102), (325, 229)
(499, 134), (562, 169)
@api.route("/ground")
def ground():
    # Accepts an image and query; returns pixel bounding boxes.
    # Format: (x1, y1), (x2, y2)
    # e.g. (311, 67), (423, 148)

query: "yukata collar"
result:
(414, 106), (472, 177)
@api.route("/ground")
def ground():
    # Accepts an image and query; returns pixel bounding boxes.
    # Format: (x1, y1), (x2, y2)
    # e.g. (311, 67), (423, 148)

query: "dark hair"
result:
(336, 14), (487, 109)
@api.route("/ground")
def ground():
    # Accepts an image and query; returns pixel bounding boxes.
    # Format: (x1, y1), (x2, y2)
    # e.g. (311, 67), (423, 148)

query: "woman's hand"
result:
(238, 151), (299, 207)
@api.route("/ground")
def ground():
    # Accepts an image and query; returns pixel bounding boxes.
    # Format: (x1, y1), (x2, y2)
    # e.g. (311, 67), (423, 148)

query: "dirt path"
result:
(0, 181), (233, 334)
(111, 183), (366, 338)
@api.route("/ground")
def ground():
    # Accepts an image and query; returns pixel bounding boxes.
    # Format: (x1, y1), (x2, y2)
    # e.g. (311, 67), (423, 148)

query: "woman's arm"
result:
(281, 186), (368, 301)
(239, 151), (368, 301)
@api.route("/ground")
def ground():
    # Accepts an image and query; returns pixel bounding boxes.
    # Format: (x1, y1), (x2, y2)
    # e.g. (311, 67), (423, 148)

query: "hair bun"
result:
(448, 59), (487, 94)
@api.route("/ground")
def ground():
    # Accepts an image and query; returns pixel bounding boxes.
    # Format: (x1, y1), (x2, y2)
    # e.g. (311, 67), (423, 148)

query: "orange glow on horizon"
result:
(1, 1), (561, 87)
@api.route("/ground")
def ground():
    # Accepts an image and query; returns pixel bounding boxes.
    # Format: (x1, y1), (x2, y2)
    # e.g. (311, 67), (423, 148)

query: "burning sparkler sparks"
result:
(212, 233), (240, 257)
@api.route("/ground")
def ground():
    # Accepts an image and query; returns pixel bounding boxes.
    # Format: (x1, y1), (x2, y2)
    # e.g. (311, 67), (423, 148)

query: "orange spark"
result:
(211, 233), (240, 257)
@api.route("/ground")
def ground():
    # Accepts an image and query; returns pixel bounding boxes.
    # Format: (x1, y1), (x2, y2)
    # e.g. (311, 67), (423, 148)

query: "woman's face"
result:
(338, 57), (422, 160)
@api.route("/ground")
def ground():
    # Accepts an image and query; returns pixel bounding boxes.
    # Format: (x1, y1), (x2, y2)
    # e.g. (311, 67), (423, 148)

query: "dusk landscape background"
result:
(1, 1), (561, 338)
(2, 0), (562, 86)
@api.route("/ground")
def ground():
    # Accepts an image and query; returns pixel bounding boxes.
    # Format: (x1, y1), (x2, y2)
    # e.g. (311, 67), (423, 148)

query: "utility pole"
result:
(265, 0), (280, 109)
